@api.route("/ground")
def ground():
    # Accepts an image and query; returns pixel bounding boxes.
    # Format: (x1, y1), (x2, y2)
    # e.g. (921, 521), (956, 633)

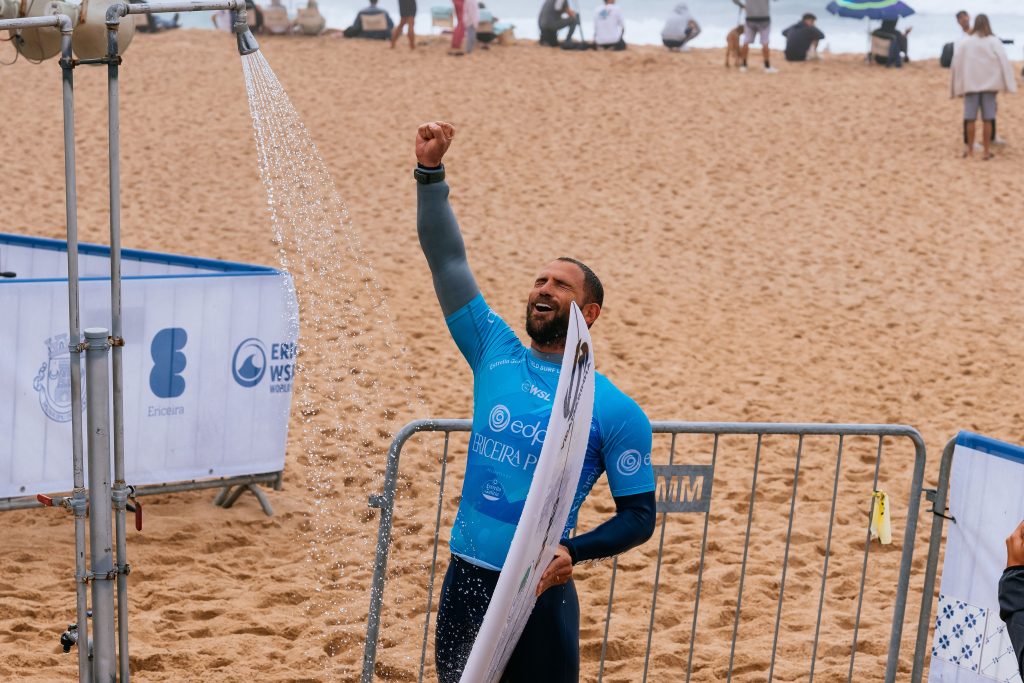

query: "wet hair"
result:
(973, 14), (992, 37)
(557, 257), (604, 307)
(802, 13), (816, 22)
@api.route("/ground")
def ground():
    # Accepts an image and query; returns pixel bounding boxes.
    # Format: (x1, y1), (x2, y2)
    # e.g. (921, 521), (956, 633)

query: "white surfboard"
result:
(460, 302), (596, 683)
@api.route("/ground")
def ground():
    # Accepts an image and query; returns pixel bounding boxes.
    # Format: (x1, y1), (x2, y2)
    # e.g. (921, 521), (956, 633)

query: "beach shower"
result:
(0, 2), (259, 680)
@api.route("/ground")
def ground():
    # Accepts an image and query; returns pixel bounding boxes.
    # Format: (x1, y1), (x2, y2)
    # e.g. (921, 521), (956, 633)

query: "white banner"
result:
(929, 432), (1024, 683)
(0, 234), (297, 500)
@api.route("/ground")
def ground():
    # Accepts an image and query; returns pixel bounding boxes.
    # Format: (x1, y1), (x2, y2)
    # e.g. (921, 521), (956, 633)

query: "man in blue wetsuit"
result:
(413, 121), (657, 682)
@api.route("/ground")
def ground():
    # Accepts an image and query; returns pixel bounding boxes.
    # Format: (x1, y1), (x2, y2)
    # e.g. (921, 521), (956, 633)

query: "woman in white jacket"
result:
(950, 14), (1017, 159)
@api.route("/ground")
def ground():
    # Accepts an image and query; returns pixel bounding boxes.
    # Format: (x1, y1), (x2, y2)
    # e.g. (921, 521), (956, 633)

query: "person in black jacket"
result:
(1001, 519), (1024, 678)
(782, 13), (824, 62)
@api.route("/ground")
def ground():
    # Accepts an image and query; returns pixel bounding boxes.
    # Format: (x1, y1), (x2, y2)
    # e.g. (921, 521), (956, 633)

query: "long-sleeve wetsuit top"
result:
(417, 171), (656, 571)
(1000, 565), (1024, 678)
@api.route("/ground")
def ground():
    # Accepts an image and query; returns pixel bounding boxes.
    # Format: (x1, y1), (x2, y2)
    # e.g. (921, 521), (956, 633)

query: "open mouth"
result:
(533, 301), (555, 313)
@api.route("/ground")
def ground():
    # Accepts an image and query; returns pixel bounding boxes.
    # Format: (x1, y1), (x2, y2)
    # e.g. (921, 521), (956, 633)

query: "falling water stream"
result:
(241, 50), (426, 674)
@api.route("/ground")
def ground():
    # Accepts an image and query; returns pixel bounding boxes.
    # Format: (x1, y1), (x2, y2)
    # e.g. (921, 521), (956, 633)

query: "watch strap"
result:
(414, 163), (445, 184)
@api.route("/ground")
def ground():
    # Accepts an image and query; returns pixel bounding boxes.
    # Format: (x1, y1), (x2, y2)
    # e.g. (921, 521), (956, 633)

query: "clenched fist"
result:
(416, 121), (455, 168)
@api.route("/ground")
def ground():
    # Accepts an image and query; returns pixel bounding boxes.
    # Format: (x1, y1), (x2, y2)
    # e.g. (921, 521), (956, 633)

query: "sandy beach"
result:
(1, 29), (1022, 682)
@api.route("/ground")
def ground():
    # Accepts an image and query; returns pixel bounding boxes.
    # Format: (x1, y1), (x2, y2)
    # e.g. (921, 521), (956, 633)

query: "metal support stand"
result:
(84, 329), (116, 683)
(2, 4), (260, 680)
(0, 14), (93, 681)
(214, 484), (275, 516)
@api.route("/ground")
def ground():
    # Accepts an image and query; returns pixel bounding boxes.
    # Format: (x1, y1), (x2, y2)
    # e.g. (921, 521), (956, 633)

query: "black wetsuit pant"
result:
(435, 554), (580, 683)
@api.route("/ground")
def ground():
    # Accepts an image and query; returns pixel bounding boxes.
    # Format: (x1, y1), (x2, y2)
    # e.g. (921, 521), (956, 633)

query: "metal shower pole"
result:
(101, 4), (257, 678)
(0, 13), (92, 682)
(4, 4), (258, 679)
(83, 328), (116, 683)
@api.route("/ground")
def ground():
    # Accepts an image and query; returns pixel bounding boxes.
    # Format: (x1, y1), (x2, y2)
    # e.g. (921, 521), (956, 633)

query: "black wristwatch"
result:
(414, 163), (446, 184)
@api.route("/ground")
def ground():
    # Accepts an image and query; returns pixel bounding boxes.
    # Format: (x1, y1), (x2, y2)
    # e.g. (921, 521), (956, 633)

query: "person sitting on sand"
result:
(538, 0), (580, 48)
(343, 0), (394, 40)
(661, 3), (700, 52)
(950, 14), (1017, 160)
(593, 0), (625, 51)
(872, 18), (911, 64)
(782, 13), (824, 62)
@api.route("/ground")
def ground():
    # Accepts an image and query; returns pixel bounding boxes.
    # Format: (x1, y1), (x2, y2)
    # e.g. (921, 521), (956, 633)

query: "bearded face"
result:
(525, 291), (571, 347)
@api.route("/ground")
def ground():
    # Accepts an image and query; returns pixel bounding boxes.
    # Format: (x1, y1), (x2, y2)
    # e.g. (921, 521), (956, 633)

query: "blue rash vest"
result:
(446, 293), (655, 570)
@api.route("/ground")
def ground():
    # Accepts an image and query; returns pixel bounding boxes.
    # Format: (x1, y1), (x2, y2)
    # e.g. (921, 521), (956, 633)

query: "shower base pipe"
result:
(84, 328), (116, 683)
(100, 4), (258, 679)
(0, 14), (93, 682)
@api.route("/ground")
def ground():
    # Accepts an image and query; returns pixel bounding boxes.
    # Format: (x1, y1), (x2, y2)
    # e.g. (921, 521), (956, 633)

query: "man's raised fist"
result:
(416, 121), (455, 168)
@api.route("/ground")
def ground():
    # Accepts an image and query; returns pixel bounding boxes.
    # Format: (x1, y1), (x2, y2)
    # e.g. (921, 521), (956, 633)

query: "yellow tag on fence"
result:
(870, 490), (892, 545)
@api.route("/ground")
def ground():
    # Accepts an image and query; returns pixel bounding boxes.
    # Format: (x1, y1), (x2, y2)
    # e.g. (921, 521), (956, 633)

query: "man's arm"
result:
(415, 122), (480, 316)
(537, 492), (655, 596)
(1000, 521), (1024, 678)
(562, 491), (655, 563)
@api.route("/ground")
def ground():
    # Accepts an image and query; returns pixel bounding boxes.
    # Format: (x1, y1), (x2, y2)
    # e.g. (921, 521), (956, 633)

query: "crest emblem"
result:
(33, 334), (84, 422)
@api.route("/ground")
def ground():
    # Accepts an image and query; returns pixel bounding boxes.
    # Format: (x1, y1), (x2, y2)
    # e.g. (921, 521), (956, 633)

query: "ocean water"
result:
(184, 0), (1024, 58)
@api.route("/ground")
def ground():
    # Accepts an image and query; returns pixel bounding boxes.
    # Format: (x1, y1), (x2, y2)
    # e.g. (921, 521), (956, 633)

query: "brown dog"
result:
(725, 24), (743, 67)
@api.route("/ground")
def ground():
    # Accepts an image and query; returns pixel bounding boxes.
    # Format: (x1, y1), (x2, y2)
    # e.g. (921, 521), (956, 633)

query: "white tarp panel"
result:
(0, 234), (297, 500)
(929, 432), (1024, 683)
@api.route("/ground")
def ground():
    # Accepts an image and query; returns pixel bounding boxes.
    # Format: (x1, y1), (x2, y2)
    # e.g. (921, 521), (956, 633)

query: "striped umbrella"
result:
(826, 0), (915, 20)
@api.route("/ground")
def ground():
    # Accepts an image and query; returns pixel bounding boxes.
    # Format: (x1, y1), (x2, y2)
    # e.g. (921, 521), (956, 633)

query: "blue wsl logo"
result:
(232, 338), (295, 393)
(33, 334), (85, 423)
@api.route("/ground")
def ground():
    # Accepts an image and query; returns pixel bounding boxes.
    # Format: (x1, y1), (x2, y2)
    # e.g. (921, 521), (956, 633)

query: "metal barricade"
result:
(362, 420), (928, 682)
(910, 437), (957, 683)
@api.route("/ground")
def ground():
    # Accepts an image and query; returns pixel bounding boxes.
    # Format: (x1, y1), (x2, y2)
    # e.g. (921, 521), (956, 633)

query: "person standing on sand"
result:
(413, 121), (656, 683)
(734, 0), (777, 73)
(956, 10), (971, 40)
(463, 0), (479, 54)
(450, 0), (466, 55)
(391, 0), (417, 49)
(950, 14), (1017, 160)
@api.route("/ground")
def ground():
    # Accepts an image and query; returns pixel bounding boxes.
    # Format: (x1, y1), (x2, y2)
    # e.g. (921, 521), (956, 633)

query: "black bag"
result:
(940, 42), (954, 68)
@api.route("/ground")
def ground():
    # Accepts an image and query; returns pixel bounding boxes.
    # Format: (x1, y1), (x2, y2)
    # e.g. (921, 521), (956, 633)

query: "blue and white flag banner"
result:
(0, 234), (298, 500)
(929, 431), (1024, 682)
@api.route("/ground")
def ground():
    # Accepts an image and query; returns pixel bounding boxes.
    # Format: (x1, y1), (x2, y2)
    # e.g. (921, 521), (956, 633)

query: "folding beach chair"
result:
(431, 6), (454, 34)
(263, 1), (292, 35)
(870, 34), (894, 65)
(295, 3), (325, 35)
(494, 21), (515, 45)
(361, 12), (389, 34)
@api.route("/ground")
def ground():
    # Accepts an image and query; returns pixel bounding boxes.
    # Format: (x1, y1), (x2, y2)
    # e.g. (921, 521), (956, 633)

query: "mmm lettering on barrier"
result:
(654, 464), (714, 513)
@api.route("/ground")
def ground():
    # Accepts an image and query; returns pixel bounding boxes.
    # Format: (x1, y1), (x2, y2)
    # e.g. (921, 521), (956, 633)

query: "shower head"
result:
(236, 27), (259, 55)
(233, 5), (259, 55)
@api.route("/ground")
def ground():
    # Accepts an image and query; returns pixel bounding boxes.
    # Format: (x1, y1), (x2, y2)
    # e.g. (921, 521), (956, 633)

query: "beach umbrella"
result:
(826, 0), (915, 21)
(826, 0), (914, 62)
